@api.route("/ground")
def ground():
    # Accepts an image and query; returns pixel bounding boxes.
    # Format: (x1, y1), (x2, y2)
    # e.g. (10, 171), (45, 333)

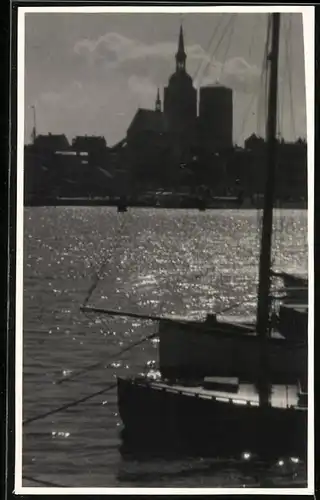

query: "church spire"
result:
(175, 24), (186, 72)
(155, 87), (161, 112)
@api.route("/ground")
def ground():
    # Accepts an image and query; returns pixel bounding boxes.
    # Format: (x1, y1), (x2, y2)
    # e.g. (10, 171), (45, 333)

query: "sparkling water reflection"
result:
(23, 207), (308, 488)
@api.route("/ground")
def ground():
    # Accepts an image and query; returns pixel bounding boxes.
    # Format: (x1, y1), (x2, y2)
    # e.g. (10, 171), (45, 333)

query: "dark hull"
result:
(271, 270), (308, 290)
(117, 377), (307, 461)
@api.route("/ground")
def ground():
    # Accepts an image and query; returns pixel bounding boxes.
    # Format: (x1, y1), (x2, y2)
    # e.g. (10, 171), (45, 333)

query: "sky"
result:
(24, 11), (306, 147)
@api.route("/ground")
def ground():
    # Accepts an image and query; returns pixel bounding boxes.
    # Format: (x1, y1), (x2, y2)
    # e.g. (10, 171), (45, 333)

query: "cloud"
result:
(38, 81), (85, 107)
(74, 32), (207, 65)
(200, 57), (262, 92)
(39, 91), (61, 104)
(128, 75), (156, 96)
(73, 32), (262, 94)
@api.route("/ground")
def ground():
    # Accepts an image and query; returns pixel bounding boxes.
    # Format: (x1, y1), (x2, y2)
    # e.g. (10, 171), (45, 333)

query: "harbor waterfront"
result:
(22, 207), (308, 488)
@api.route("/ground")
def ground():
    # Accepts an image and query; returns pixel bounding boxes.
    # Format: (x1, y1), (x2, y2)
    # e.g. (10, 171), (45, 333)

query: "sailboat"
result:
(116, 13), (308, 460)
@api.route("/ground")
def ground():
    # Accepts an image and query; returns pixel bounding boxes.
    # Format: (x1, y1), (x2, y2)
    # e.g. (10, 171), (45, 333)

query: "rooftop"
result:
(127, 108), (166, 135)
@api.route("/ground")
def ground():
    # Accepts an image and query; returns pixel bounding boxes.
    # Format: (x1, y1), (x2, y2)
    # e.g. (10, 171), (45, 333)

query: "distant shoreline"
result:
(24, 198), (307, 210)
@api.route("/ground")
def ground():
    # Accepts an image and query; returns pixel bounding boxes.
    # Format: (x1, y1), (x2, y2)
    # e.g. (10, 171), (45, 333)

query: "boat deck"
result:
(280, 303), (308, 313)
(136, 376), (306, 411)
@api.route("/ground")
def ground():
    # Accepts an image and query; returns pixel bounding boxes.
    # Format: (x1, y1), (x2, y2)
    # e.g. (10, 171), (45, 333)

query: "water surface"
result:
(23, 207), (308, 488)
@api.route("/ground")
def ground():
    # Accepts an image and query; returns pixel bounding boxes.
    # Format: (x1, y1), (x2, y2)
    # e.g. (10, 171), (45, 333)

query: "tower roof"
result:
(175, 23), (186, 70)
(155, 88), (161, 111)
(177, 24), (186, 57)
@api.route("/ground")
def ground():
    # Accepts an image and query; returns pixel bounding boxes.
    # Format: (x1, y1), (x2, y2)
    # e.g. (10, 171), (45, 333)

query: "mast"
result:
(256, 13), (281, 407)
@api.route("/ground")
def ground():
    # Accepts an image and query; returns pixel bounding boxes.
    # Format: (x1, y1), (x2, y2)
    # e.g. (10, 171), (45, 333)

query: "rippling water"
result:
(23, 207), (308, 488)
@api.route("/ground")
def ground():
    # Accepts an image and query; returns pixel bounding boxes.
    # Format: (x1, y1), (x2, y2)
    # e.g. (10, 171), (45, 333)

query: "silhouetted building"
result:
(72, 135), (107, 151)
(127, 108), (166, 141)
(71, 135), (108, 167)
(126, 100), (177, 187)
(164, 25), (197, 158)
(127, 107), (166, 166)
(198, 85), (233, 152)
(276, 139), (307, 201)
(244, 134), (265, 151)
(33, 133), (70, 151)
(244, 135), (307, 199)
(24, 23), (307, 203)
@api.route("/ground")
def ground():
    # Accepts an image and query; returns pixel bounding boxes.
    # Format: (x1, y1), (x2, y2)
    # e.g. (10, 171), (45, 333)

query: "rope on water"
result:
(56, 330), (157, 385)
(22, 475), (66, 488)
(81, 210), (128, 309)
(23, 381), (118, 426)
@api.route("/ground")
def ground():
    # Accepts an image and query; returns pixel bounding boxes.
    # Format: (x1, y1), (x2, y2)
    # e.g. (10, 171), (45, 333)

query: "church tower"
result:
(163, 24), (197, 158)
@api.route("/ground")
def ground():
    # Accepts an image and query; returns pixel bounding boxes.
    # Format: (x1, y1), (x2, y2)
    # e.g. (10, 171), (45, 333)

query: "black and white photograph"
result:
(16, 4), (314, 493)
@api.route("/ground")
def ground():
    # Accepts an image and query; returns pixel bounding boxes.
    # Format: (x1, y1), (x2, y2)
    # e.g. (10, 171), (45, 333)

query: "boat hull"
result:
(117, 377), (307, 460)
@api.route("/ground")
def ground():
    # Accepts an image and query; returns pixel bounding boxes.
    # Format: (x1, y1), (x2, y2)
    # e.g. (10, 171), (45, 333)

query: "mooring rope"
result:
(22, 475), (65, 488)
(23, 381), (118, 426)
(56, 330), (157, 385)
(81, 210), (128, 310)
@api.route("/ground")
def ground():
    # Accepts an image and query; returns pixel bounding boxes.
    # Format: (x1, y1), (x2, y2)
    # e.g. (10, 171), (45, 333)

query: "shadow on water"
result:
(117, 440), (307, 488)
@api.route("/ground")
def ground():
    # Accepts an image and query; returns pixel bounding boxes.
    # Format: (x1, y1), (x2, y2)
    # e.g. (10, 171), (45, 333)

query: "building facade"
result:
(198, 85), (233, 153)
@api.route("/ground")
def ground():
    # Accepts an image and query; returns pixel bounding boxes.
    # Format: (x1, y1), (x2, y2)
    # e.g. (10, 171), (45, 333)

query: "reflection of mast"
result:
(31, 105), (37, 144)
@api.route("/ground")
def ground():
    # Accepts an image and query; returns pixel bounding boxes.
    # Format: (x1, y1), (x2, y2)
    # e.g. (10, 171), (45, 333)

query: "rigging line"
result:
(248, 13), (260, 60)
(286, 14), (296, 140)
(81, 211), (127, 309)
(198, 14), (235, 86)
(80, 300), (246, 323)
(22, 475), (66, 488)
(280, 16), (292, 140)
(56, 299), (247, 386)
(262, 39), (269, 138)
(218, 14), (236, 82)
(237, 92), (259, 145)
(23, 381), (119, 426)
(236, 16), (270, 145)
(274, 18), (292, 265)
(256, 16), (271, 239)
(237, 75), (265, 145)
(192, 13), (228, 83)
(274, 21), (285, 267)
(257, 15), (271, 137)
(278, 15), (289, 140)
(56, 330), (157, 385)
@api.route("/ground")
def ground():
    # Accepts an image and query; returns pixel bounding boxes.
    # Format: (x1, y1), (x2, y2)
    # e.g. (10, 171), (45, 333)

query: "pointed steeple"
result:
(175, 24), (186, 72)
(178, 24), (185, 54)
(155, 88), (161, 112)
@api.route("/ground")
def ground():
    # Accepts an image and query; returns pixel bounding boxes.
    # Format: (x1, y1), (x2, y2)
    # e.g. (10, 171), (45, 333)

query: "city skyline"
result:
(24, 11), (306, 147)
